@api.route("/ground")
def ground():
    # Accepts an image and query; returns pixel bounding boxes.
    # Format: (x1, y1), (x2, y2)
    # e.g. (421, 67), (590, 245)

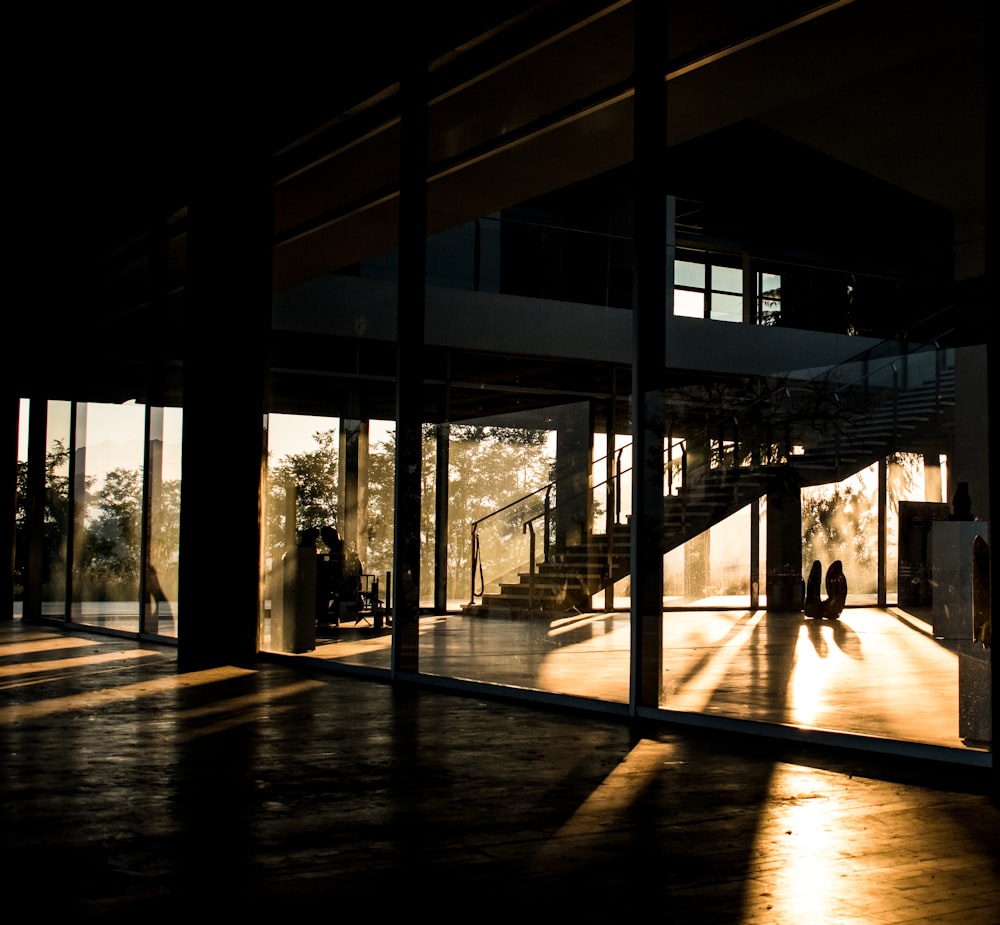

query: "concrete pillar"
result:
(177, 101), (272, 670)
(391, 44), (428, 675)
(630, 0), (668, 710)
(765, 474), (804, 611)
(434, 422), (450, 612)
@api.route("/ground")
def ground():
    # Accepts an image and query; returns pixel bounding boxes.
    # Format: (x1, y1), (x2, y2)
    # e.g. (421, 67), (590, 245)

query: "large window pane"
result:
(145, 407), (182, 638)
(43, 400), (72, 617)
(710, 292), (742, 323)
(71, 402), (145, 632)
(420, 402), (630, 704)
(261, 413), (341, 654)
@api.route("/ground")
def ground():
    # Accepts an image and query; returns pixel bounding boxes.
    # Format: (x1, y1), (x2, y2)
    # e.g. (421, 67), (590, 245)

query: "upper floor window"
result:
(674, 255), (781, 325)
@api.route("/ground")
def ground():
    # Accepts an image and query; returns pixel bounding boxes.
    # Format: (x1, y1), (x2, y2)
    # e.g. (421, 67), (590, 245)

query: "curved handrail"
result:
(467, 307), (958, 604)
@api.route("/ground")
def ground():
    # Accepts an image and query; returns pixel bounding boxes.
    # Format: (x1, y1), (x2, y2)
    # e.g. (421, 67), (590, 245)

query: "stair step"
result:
(464, 360), (955, 616)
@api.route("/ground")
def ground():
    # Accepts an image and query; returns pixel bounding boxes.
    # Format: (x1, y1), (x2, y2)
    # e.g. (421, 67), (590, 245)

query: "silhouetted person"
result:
(804, 560), (823, 618)
(822, 559), (847, 619)
(972, 534), (990, 648)
(804, 559), (847, 620)
(341, 542), (364, 612)
(317, 526), (343, 626)
(146, 564), (169, 618)
(950, 482), (973, 521)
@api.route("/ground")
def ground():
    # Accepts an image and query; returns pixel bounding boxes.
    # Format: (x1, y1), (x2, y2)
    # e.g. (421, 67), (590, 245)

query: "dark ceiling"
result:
(20, 1), (984, 272)
(10, 0), (985, 412)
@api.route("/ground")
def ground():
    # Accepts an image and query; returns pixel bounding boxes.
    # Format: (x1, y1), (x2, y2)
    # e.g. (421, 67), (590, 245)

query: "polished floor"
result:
(300, 602), (990, 761)
(25, 597), (993, 758)
(1, 618), (997, 923)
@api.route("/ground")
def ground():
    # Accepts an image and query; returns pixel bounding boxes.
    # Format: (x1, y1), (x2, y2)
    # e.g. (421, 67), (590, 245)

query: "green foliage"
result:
(265, 429), (339, 549)
(76, 466), (143, 597)
(802, 454), (921, 595)
(15, 438), (183, 602)
(13, 441), (72, 597)
(802, 482), (877, 568)
(366, 422), (553, 596)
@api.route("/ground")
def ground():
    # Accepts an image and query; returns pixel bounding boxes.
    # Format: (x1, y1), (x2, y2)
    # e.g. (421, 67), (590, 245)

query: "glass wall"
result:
(417, 409), (634, 702)
(260, 413), (397, 670)
(6, 1), (986, 766)
(650, 334), (988, 754)
(13, 399), (181, 637)
(69, 401), (146, 632)
(144, 407), (182, 638)
(43, 400), (71, 617)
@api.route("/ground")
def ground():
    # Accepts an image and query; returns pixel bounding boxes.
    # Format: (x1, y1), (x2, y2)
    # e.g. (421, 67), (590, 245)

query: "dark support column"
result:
(3, 396), (17, 619)
(555, 405), (593, 554)
(357, 422), (370, 566)
(339, 420), (362, 553)
(605, 391), (616, 612)
(987, 329), (998, 804)
(434, 422), (450, 613)
(630, 0), (667, 711)
(177, 116), (272, 671)
(22, 398), (46, 623)
(68, 404), (86, 621)
(765, 474), (804, 612)
(139, 407), (164, 635)
(391, 49), (427, 675)
(877, 457), (887, 607)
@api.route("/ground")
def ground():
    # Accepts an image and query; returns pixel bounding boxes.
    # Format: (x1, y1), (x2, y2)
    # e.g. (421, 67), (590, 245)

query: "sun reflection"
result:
(0, 648), (167, 679)
(0, 635), (100, 656)
(174, 679), (327, 742)
(0, 665), (257, 723)
(530, 737), (681, 873)
(665, 610), (765, 712)
(788, 623), (823, 726)
(744, 764), (859, 922)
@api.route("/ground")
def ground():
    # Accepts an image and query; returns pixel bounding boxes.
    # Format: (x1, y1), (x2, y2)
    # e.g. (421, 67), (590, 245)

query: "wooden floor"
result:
(1, 618), (997, 922)
(304, 604), (990, 761)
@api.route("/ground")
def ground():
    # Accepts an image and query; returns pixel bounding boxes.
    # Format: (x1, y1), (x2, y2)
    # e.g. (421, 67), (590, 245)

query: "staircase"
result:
(463, 340), (955, 617)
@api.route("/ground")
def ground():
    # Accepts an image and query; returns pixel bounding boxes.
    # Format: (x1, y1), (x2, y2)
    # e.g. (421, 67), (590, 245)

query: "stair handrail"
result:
(716, 318), (957, 472)
(469, 445), (648, 603)
(517, 437), (692, 587)
(469, 481), (554, 604)
(468, 308), (958, 606)
(746, 303), (957, 420)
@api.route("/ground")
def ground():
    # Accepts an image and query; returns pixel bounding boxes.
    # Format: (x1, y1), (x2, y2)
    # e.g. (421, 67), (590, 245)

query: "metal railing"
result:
(466, 317), (956, 606)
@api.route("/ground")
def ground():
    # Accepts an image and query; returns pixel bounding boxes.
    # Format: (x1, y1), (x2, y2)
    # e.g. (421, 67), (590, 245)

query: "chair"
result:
(354, 574), (381, 625)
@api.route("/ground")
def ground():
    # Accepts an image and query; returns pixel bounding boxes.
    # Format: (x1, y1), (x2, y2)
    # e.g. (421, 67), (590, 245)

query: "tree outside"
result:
(802, 453), (924, 597)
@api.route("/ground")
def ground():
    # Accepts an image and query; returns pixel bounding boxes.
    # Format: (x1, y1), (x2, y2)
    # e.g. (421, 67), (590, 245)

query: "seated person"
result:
(341, 543), (365, 612)
(804, 559), (847, 620)
(317, 526), (344, 626)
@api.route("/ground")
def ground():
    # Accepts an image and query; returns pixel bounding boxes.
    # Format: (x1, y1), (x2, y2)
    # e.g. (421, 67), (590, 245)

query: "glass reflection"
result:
(417, 405), (631, 703)
(70, 401), (145, 632)
(143, 407), (182, 638)
(261, 413), (395, 670)
(43, 400), (71, 617)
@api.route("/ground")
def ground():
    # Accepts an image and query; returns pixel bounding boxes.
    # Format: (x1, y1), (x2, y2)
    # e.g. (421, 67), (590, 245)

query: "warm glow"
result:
(745, 763), (862, 921)
(0, 635), (100, 656)
(665, 610), (765, 712)
(0, 648), (166, 678)
(787, 624), (824, 727)
(547, 611), (608, 638)
(173, 679), (327, 742)
(530, 738), (681, 871)
(0, 665), (256, 723)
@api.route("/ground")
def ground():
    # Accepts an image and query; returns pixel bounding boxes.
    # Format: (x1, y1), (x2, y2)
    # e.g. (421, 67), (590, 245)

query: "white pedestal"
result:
(931, 521), (988, 639)
(272, 548), (317, 653)
(958, 640), (992, 744)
